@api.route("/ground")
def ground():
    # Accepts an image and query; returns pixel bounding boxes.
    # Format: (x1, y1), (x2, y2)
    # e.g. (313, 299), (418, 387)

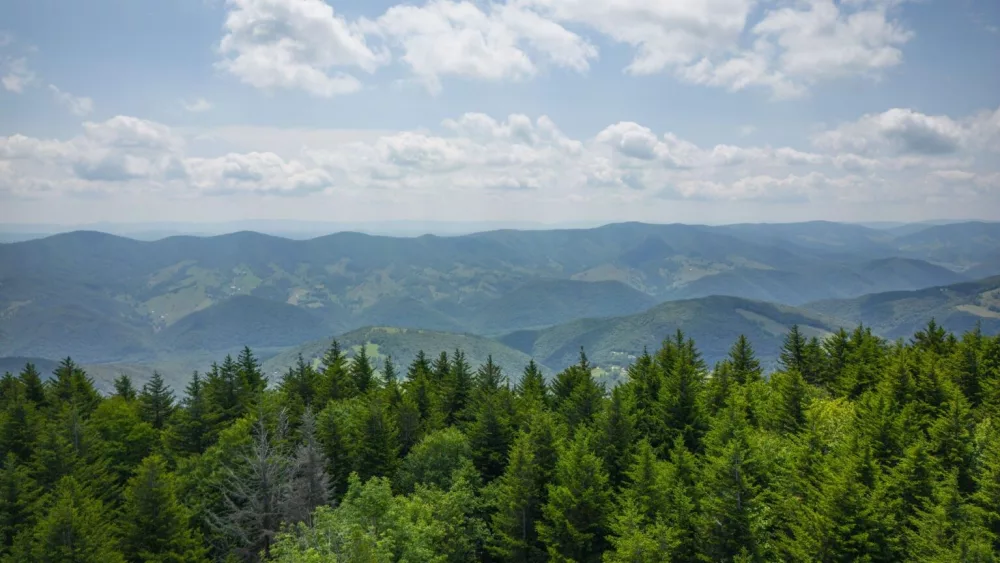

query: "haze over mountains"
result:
(1, 219), (998, 388)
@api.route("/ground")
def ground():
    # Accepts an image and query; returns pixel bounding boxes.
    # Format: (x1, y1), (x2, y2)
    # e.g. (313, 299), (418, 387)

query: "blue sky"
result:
(1, 0), (998, 225)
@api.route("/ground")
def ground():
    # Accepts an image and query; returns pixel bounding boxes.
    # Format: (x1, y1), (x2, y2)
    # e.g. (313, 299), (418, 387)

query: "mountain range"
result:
(1, 220), (998, 388)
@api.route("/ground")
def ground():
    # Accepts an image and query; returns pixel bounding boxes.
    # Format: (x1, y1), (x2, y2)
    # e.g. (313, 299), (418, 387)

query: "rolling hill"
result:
(2, 221), (997, 365)
(468, 279), (658, 334)
(803, 275), (1000, 339)
(499, 295), (843, 373)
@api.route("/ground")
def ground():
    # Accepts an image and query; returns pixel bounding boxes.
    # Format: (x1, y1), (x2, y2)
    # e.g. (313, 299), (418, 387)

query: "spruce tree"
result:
(468, 391), (515, 483)
(0, 453), (37, 556)
(518, 360), (547, 402)
(445, 349), (473, 425)
(113, 374), (137, 401)
(236, 346), (267, 397)
(139, 371), (175, 430)
(595, 385), (636, 488)
(120, 455), (207, 563)
(18, 363), (46, 406)
(317, 340), (352, 403)
(658, 334), (707, 453)
(165, 372), (212, 456)
(350, 346), (376, 395)
(24, 476), (125, 563)
(490, 431), (546, 562)
(48, 358), (101, 414)
(780, 325), (807, 374)
(729, 334), (762, 384)
(431, 351), (451, 385)
(537, 431), (612, 562)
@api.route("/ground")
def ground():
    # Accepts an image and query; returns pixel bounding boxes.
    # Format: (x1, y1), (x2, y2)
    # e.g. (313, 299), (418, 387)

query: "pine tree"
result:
(48, 358), (101, 414)
(165, 372), (213, 456)
(771, 369), (808, 434)
(912, 318), (948, 356)
(468, 391), (514, 483)
(699, 398), (767, 561)
(0, 393), (38, 462)
(18, 363), (46, 406)
(780, 325), (806, 374)
(278, 355), (319, 420)
(823, 328), (852, 392)
(236, 346), (267, 397)
(431, 351), (451, 385)
(907, 471), (993, 561)
(476, 355), (506, 397)
(729, 334), (762, 384)
(627, 350), (662, 448)
(23, 476), (125, 563)
(120, 455), (207, 563)
(404, 352), (440, 431)
(317, 340), (353, 403)
(113, 374), (137, 401)
(537, 431), (612, 562)
(551, 358), (605, 431)
(444, 349), (473, 425)
(595, 385), (637, 488)
(139, 371), (176, 430)
(490, 430), (546, 562)
(204, 357), (243, 429)
(350, 346), (376, 395)
(350, 396), (399, 481)
(381, 355), (399, 386)
(517, 360), (548, 407)
(658, 333), (707, 453)
(0, 453), (37, 556)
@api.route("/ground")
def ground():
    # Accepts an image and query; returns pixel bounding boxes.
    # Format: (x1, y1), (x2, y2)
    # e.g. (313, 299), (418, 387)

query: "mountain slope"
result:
(157, 295), (330, 352)
(803, 275), (1000, 339)
(3, 221), (997, 362)
(500, 295), (842, 372)
(469, 280), (658, 334)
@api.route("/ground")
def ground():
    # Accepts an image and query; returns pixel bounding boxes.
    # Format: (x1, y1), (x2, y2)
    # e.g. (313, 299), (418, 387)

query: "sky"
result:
(0, 0), (999, 227)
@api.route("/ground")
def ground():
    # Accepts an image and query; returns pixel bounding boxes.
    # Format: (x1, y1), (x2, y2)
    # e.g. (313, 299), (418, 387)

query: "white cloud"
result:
(812, 107), (993, 156)
(48, 84), (95, 116)
(369, 0), (596, 93)
(520, 0), (913, 97)
(217, 0), (388, 97)
(1, 57), (35, 93)
(182, 98), (213, 112)
(1, 105), (997, 211)
(212, 0), (917, 98)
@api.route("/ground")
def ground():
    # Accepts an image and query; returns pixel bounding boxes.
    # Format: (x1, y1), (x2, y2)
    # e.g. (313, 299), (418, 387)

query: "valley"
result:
(2, 220), (998, 390)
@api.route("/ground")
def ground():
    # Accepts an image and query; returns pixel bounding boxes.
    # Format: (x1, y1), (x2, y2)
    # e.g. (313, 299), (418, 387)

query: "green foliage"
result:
(6, 321), (1000, 562)
(120, 455), (208, 563)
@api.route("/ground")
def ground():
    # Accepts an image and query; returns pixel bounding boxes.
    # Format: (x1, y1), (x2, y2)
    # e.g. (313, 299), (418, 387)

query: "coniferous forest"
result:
(1, 321), (999, 562)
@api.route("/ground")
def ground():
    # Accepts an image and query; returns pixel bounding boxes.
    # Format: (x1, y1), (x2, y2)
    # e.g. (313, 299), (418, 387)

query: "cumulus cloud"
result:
(213, 0), (918, 98)
(812, 107), (996, 156)
(368, 0), (596, 93)
(49, 85), (95, 116)
(217, 0), (388, 97)
(1, 105), (997, 210)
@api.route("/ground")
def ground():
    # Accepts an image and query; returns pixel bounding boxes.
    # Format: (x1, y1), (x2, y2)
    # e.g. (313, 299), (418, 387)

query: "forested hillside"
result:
(3, 221), (997, 364)
(1, 321), (998, 562)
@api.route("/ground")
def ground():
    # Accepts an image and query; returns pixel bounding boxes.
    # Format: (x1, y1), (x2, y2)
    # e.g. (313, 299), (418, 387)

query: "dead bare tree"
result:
(207, 407), (294, 562)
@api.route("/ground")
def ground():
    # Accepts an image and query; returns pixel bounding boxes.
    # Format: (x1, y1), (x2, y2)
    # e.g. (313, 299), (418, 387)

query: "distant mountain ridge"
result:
(1, 221), (997, 367)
